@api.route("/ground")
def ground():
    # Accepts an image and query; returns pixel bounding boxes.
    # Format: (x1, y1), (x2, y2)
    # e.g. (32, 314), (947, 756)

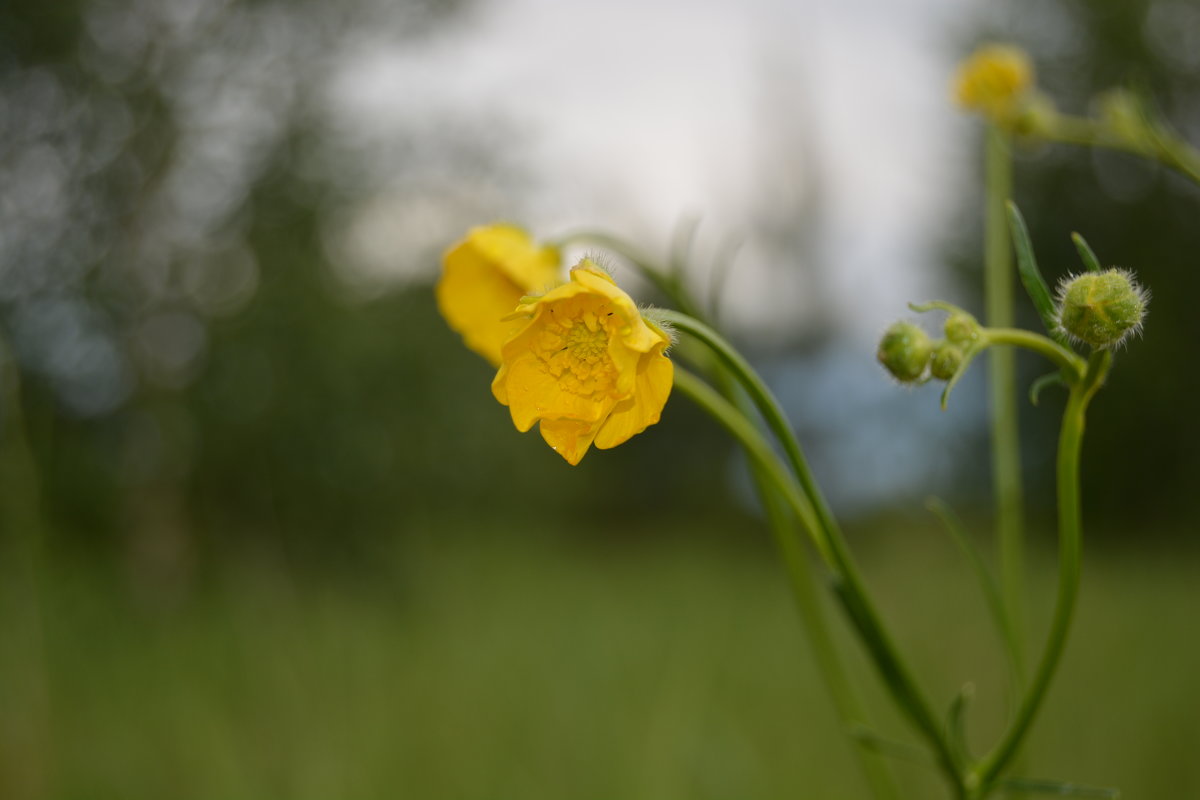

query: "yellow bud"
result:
(953, 44), (1035, 124)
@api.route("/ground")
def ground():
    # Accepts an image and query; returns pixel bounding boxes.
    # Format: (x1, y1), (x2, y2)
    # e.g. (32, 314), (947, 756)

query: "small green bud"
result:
(929, 340), (964, 381)
(1056, 268), (1148, 349)
(944, 313), (981, 346)
(877, 322), (932, 382)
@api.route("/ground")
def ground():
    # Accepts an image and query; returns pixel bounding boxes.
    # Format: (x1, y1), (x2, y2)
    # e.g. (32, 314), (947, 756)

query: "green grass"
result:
(2, 521), (1198, 799)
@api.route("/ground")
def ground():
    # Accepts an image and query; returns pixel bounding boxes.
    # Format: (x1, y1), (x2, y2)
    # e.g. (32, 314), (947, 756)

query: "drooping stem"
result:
(717, 374), (899, 800)
(970, 350), (1111, 794)
(984, 125), (1027, 676)
(670, 348), (961, 790)
(573, 232), (899, 798)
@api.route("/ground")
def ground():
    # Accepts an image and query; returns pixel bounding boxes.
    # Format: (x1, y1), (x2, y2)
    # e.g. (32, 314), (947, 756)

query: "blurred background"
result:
(1, 0), (1198, 797)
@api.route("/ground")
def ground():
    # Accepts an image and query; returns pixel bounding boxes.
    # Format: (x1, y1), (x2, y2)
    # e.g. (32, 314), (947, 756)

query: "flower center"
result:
(534, 308), (619, 400)
(565, 320), (608, 358)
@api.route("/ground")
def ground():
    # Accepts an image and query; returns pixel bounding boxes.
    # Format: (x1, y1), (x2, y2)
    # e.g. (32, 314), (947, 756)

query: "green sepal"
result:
(1071, 232), (1104, 274)
(1001, 777), (1120, 798)
(926, 498), (1015, 662)
(939, 344), (982, 411)
(1007, 202), (1062, 342)
(1029, 371), (1068, 406)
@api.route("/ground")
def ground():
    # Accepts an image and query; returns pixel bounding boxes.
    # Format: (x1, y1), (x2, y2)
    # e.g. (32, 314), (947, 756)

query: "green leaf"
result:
(1007, 202), (1061, 341)
(926, 498), (1015, 661)
(1071, 232), (1104, 273)
(1029, 371), (1067, 406)
(1001, 777), (1120, 798)
(946, 683), (975, 768)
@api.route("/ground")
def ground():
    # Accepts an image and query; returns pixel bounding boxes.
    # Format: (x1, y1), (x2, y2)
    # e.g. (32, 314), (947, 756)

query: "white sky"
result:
(327, 0), (989, 343)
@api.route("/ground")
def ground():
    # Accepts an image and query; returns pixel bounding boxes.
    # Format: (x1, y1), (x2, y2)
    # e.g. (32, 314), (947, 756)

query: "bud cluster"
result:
(877, 313), (981, 384)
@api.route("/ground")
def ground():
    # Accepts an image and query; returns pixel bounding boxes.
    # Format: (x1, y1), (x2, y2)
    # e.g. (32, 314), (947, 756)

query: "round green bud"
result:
(877, 322), (932, 382)
(944, 313), (980, 345)
(929, 340), (964, 381)
(1056, 269), (1148, 349)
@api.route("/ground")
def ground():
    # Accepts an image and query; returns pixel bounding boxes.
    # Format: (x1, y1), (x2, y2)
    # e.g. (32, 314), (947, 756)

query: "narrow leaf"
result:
(1071, 232), (1104, 273)
(1029, 371), (1067, 406)
(946, 683), (975, 768)
(926, 498), (1015, 663)
(1007, 201), (1061, 339)
(1002, 777), (1120, 798)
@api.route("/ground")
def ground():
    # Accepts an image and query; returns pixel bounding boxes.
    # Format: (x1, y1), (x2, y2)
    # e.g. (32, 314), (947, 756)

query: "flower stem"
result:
(666, 327), (961, 790)
(575, 232), (900, 799)
(970, 350), (1111, 794)
(984, 125), (1027, 679)
(982, 329), (1085, 379)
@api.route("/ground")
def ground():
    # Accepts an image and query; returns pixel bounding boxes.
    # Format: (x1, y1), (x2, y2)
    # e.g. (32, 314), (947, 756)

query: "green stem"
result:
(971, 351), (1111, 794)
(982, 329), (1085, 379)
(653, 310), (838, 564)
(984, 125), (1027, 679)
(715, 372), (898, 800)
(668, 335), (961, 790)
(566, 232), (899, 798)
(1038, 112), (1200, 186)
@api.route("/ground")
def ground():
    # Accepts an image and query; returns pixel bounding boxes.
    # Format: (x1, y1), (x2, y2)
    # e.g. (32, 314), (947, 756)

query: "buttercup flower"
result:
(491, 260), (673, 465)
(953, 44), (1034, 123)
(437, 224), (561, 366)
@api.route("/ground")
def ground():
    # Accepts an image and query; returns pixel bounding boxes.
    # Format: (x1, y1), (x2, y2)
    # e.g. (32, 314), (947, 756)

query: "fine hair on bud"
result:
(1055, 268), (1149, 349)
(877, 321), (932, 383)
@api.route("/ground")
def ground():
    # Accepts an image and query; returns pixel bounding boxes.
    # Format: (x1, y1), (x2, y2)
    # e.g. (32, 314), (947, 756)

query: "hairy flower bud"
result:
(944, 313), (981, 346)
(1056, 269), (1148, 349)
(877, 322), (932, 382)
(929, 340), (964, 381)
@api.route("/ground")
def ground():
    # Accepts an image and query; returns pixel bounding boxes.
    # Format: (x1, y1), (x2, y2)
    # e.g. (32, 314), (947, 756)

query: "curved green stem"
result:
(652, 310), (838, 563)
(572, 232), (900, 798)
(982, 329), (1085, 379)
(971, 351), (1111, 794)
(665, 322), (961, 789)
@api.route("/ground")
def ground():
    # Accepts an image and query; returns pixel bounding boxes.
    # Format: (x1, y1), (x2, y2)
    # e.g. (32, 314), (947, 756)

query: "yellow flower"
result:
(437, 224), (561, 366)
(491, 260), (673, 465)
(953, 44), (1034, 122)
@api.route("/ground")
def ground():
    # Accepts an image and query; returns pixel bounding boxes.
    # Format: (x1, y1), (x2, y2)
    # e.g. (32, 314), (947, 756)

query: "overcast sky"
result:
(328, 0), (991, 342)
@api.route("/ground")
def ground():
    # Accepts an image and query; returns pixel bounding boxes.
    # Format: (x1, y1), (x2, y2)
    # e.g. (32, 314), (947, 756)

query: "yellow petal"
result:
(499, 354), (614, 431)
(594, 343), (673, 450)
(436, 225), (559, 366)
(539, 417), (603, 466)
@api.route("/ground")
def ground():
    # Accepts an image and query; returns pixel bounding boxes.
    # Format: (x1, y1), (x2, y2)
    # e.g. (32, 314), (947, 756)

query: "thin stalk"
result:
(578, 233), (899, 798)
(667, 330), (961, 789)
(971, 351), (1111, 794)
(982, 329), (1085, 379)
(715, 372), (898, 800)
(1038, 112), (1200, 186)
(984, 125), (1026, 677)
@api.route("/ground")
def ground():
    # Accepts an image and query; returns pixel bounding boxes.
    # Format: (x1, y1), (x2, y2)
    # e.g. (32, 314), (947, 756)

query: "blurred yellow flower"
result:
(953, 44), (1034, 122)
(437, 224), (561, 366)
(491, 260), (673, 465)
